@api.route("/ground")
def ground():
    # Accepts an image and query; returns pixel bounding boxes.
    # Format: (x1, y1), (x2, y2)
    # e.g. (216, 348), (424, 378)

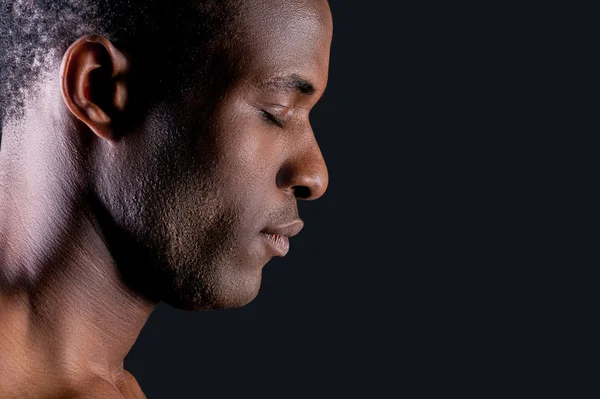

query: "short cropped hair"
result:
(0, 0), (240, 144)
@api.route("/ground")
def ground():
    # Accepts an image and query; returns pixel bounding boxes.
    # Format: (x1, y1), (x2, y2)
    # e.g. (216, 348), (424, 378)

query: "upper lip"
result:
(261, 219), (304, 238)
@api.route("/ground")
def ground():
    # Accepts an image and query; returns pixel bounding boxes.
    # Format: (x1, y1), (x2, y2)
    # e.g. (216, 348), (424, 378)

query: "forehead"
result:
(228, 0), (333, 93)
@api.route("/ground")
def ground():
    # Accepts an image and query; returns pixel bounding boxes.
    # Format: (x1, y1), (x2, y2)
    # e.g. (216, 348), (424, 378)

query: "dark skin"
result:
(0, 0), (332, 397)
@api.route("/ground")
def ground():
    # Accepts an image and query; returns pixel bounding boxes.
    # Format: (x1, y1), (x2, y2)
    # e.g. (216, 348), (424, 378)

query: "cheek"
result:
(215, 112), (282, 201)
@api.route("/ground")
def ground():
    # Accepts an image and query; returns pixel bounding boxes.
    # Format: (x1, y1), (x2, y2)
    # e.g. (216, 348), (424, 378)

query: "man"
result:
(0, 0), (332, 397)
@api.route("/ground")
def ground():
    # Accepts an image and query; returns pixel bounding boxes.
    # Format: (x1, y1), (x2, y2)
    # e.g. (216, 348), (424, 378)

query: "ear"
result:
(59, 35), (130, 141)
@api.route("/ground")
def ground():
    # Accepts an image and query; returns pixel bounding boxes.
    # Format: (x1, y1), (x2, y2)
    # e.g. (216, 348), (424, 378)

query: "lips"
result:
(261, 232), (290, 257)
(261, 219), (304, 257)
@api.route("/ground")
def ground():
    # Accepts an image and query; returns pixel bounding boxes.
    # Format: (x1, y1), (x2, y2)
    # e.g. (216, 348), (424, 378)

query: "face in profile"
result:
(96, 0), (333, 310)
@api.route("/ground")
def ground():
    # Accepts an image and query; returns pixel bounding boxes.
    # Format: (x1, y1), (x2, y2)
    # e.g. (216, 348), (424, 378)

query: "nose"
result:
(276, 134), (329, 200)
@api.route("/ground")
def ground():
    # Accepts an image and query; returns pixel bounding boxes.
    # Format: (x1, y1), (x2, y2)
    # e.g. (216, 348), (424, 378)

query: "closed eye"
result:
(261, 110), (285, 128)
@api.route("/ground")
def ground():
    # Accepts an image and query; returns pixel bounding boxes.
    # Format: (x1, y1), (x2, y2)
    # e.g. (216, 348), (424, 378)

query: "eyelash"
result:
(261, 110), (285, 128)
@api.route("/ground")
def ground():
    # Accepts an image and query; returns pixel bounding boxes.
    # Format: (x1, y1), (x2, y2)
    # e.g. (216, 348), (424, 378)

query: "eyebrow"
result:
(263, 74), (317, 95)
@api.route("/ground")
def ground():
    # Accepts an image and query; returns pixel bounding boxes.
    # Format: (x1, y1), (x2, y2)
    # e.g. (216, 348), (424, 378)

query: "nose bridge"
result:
(277, 127), (329, 200)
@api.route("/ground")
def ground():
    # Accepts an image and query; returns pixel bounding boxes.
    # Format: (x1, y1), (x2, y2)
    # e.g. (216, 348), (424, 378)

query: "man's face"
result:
(99, 0), (332, 310)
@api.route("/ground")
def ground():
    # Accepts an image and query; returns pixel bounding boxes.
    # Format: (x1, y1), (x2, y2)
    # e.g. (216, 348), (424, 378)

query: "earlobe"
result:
(60, 35), (130, 142)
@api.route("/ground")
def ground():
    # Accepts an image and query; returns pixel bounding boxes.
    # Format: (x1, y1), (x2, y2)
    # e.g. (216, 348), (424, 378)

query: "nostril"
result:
(293, 185), (311, 199)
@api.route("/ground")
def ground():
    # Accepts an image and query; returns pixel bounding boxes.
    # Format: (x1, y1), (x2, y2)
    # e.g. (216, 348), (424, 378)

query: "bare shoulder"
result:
(68, 372), (146, 399)
(66, 381), (124, 399)
(118, 370), (147, 399)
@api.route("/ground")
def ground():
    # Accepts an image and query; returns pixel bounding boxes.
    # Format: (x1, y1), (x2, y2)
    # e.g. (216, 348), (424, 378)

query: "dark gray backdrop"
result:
(124, 1), (564, 397)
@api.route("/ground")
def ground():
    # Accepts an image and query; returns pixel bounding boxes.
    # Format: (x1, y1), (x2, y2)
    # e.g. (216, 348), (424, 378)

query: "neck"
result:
(0, 145), (156, 395)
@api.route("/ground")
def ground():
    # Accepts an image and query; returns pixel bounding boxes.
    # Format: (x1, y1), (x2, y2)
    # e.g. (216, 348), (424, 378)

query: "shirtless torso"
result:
(0, 369), (145, 399)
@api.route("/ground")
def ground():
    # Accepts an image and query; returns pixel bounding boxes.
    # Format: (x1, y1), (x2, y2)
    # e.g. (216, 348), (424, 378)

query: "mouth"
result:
(261, 232), (290, 257)
(260, 219), (303, 258)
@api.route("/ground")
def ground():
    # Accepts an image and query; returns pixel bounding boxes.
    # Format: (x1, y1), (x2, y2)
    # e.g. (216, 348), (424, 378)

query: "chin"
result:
(212, 268), (265, 309)
(162, 266), (264, 311)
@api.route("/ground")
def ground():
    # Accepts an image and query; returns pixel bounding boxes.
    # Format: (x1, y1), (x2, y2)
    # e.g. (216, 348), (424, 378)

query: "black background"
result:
(125, 1), (580, 397)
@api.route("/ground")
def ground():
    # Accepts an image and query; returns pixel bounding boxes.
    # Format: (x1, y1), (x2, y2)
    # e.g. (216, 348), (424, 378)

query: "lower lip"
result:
(261, 233), (290, 257)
